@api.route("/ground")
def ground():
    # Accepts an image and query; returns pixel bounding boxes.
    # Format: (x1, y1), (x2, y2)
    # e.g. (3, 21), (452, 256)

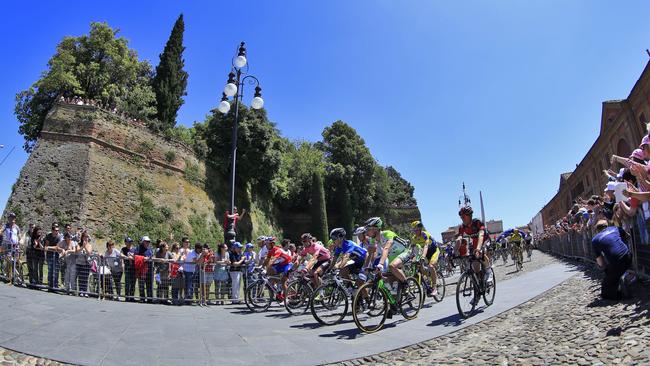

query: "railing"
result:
(0, 248), (255, 305)
(537, 224), (648, 279)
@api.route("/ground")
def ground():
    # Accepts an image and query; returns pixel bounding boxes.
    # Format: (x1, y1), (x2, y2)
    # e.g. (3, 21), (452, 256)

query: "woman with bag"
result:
(169, 243), (184, 305)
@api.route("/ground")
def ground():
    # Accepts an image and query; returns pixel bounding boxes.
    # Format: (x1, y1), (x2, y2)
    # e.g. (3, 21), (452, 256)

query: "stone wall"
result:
(4, 104), (280, 242)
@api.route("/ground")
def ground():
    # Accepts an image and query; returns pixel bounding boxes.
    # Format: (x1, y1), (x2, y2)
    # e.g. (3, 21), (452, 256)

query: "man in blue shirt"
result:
(591, 220), (632, 300)
(330, 228), (367, 288)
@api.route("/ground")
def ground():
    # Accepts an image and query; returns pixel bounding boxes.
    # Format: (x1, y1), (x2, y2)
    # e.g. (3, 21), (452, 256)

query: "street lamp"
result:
(219, 41), (264, 243)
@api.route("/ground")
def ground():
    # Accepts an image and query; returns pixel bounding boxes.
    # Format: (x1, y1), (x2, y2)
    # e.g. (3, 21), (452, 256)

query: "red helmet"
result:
(459, 206), (473, 216)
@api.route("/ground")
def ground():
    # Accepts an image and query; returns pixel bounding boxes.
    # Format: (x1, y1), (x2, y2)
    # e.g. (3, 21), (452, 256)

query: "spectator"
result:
(76, 231), (93, 297)
(242, 243), (256, 288)
(198, 243), (214, 306)
(26, 226), (45, 285)
(169, 243), (184, 305)
(229, 242), (245, 304)
(1, 212), (21, 282)
(213, 243), (230, 305)
(154, 241), (173, 303)
(121, 237), (136, 302)
(182, 242), (201, 305)
(43, 223), (63, 289)
(62, 233), (79, 294)
(136, 236), (154, 302)
(104, 241), (123, 300)
(223, 207), (246, 242)
(592, 220), (633, 300)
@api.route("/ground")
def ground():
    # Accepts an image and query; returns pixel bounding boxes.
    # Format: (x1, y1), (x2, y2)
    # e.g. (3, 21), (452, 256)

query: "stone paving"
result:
(329, 260), (650, 366)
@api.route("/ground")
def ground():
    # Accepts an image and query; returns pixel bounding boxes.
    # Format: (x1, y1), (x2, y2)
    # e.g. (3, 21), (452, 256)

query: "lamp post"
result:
(218, 42), (264, 243)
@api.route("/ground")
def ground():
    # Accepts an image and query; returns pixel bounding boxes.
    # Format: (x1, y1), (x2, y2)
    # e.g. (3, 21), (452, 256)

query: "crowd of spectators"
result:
(538, 134), (650, 244)
(0, 214), (325, 306)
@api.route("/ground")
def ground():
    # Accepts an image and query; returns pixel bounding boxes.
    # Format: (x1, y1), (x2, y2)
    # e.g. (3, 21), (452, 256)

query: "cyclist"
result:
(508, 228), (524, 269)
(410, 221), (439, 297)
(262, 236), (293, 301)
(456, 206), (491, 291)
(523, 230), (533, 259)
(364, 217), (408, 289)
(330, 228), (368, 291)
(296, 233), (332, 288)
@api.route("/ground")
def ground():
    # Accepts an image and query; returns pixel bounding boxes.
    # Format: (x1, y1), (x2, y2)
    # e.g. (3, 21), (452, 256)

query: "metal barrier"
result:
(3, 245), (258, 306)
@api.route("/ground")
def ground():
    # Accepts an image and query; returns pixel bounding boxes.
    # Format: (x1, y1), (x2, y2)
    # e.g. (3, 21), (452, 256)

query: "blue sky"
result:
(2, 1), (650, 239)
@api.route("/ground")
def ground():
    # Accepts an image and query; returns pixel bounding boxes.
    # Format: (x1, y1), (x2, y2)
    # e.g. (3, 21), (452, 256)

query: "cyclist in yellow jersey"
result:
(411, 221), (439, 297)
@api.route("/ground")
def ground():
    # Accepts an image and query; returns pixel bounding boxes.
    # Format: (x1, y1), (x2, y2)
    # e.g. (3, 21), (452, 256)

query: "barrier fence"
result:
(0, 247), (255, 305)
(537, 225), (650, 279)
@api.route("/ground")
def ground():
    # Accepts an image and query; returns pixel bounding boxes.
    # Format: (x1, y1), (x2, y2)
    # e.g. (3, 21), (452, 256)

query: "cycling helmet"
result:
(410, 220), (424, 229)
(459, 206), (473, 216)
(353, 226), (367, 236)
(256, 235), (267, 242)
(266, 236), (277, 245)
(245, 243), (254, 249)
(7, 212), (16, 218)
(329, 228), (346, 240)
(364, 217), (383, 228)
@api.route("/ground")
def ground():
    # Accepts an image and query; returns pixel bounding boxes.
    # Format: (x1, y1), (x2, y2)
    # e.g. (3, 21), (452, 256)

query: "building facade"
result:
(537, 60), (650, 227)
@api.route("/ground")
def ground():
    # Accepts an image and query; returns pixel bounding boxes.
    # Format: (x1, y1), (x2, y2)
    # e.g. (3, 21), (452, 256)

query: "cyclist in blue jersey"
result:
(331, 228), (367, 278)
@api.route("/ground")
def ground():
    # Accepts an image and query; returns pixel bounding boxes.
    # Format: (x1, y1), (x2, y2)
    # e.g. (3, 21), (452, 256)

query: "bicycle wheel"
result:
(399, 277), (423, 319)
(352, 282), (388, 333)
(245, 280), (273, 312)
(456, 272), (478, 319)
(483, 268), (496, 306)
(285, 279), (313, 315)
(310, 282), (348, 325)
(433, 271), (446, 302)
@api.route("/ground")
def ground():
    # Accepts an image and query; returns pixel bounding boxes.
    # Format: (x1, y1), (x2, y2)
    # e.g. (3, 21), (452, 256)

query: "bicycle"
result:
(352, 269), (423, 333)
(511, 242), (523, 271)
(309, 267), (361, 326)
(404, 257), (445, 304)
(284, 269), (314, 315)
(244, 267), (285, 312)
(0, 249), (28, 286)
(455, 249), (496, 319)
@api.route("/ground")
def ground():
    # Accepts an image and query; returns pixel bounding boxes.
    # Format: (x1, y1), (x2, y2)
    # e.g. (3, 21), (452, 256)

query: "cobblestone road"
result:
(329, 258), (650, 366)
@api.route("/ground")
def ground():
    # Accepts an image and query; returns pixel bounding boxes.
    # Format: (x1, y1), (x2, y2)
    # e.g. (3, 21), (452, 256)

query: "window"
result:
(616, 138), (631, 158)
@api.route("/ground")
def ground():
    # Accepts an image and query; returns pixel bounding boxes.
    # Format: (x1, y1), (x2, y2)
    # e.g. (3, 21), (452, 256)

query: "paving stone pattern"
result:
(329, 260), (650, 366)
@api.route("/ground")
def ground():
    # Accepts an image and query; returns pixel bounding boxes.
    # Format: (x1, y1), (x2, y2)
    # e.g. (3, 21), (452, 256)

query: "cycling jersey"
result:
(509, 231), (522, 243)
(411, 230), (434, 249)
(300, 242), (331, 261)
(457, 219), (487, 250)
(267, 246), (292, 266)
(334, 240), (368, 260)
(381, 230), (408, 262)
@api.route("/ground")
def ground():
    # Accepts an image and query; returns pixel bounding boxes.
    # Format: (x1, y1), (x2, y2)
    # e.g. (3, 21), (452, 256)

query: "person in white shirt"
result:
(1, 213), (21, 282)
(182, 242), (201, 304)
(256, 236), (269, 266)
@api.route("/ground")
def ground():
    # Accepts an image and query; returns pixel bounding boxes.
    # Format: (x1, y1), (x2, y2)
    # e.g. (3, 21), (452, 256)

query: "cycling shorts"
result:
(426, 247), (440, 266)
(272, 262), (293, 275)
(388, 249), (410, 265)
(312, 259), (330, 272)
(346, 253), (364, 275)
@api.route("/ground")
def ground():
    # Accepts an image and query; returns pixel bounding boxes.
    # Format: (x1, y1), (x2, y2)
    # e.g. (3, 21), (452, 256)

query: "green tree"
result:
(274, 141), (325, 208)
(202, 105), (284, 191)
(385, 166), (417, 206)
(318, 121), (377, 218)
(310, 171), (328, 242)
(152, 14), (188, 131)
(15, 22), (156, 152)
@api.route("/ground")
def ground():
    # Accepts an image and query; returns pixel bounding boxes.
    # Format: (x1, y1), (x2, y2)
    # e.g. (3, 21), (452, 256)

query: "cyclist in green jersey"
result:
(363, 217), (409, 284)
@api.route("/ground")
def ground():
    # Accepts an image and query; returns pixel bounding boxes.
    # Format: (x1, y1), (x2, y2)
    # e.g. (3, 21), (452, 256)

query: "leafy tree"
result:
(15, 22), (156, 152)
(152, 14), (188, 130)
(202, 105), (283, 191)
(385, 166), (417, 206)
(310, 171), (328, 242)
(274, 141), (325, 208)
(318, 121), (377, 218)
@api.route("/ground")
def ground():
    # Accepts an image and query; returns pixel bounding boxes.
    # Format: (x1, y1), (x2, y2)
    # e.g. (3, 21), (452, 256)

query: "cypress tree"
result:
(311, 171), (328, 242)
(152, 14), (188, 130)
